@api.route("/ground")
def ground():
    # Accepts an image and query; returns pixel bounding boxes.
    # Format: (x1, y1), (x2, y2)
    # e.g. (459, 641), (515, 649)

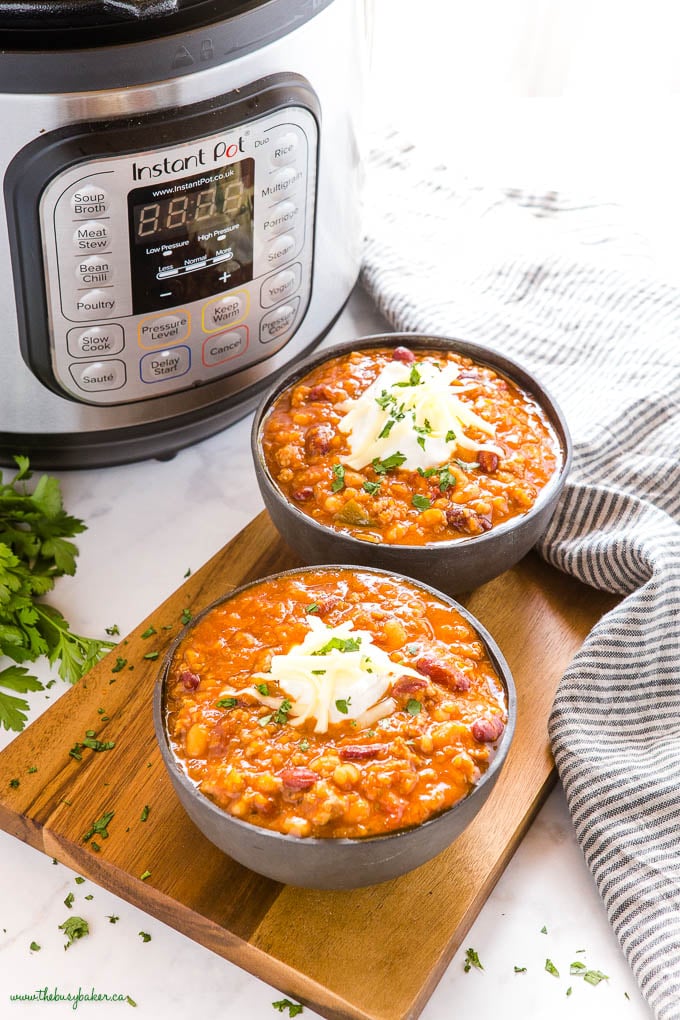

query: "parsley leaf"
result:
(272, 1000), (304, 1018)
(216, 697), (238, 710)
(406, 699), (422, 716)
(330, 464), (345, 493)
(545, 959), (560, 977)
(362, 480), (381, 496)
(335, 698), (351, 714)
(412, 495), (431, 511)
(59, 916), (89, 950)
(372, 452), (407, 474)
(445, 429), (456, 442)
(83, 810), (114, 843)
(139, 931), (152, 943)
(0, 666), (44, 732)
(312, 636), (361, 655)
(463, 947), (483, 973)
(261, 699), (293, 726)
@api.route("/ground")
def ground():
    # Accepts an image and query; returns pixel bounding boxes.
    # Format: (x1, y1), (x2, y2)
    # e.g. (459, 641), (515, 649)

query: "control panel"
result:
(32, 98), (317, 405)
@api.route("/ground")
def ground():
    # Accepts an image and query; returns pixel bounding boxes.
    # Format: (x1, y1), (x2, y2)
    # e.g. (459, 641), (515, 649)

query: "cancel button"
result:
(202, 327), (248, 367)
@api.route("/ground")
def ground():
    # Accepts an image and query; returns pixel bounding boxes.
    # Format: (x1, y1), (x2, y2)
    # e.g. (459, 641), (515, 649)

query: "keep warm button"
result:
(259, 296), (300, 344)
(140, 346), (191, 384)
(138, 311), (190, 348)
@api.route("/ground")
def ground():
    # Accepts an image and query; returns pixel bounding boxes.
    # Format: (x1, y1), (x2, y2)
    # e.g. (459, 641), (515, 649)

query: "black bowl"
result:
(153, 564), (516, 889)
(251, 333), (572, 595)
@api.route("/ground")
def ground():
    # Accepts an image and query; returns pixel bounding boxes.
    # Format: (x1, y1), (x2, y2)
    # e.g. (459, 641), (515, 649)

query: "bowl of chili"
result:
(252, 334), (571, 595)
(154, 564), (516, 889)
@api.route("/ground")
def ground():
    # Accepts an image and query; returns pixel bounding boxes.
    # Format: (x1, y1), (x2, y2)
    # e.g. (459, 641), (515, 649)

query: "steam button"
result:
(265, 233), (297, 268)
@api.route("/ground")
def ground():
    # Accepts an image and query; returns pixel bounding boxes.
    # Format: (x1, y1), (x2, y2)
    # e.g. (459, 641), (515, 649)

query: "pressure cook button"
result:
(75, 258), (113, 286)
(202, 291), (248, 332)
(67, 324), (125, 358)
(69, 359), (126, 392)
(138, 311), (190, 348)
(260, 166), (304, 203)
(140, 346), (191, 384)
(74, 289), (116, 318)
(265, 233), (297, 268)
(270, 131), (301, 166)
(72, 221), (111, 253)
(262, 199), (299, 239)
(260, 296), (301, 344)
(260, 263), (302, 308)
(202, 327), (248, 367)
(70, 186), (109, 217)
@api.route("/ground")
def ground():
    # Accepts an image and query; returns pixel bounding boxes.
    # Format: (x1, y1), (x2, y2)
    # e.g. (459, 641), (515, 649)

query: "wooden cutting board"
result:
(0, 512), (616, 1020)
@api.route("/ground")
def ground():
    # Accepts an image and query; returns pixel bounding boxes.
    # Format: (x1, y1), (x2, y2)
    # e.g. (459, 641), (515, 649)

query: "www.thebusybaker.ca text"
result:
(10, 986), (130, 1010)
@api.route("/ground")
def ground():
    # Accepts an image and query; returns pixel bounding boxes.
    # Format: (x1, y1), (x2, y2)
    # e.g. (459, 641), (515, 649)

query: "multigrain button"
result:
(72, 221), (111, 253)
(260, 166), (304, 203)
(69, 359), (126, 392)
(202, 291), (247, 332)
(202, 327), (248, 367)
(260, 296), (300, 344)
(70, 185), (109, 217)
(138, 311), (190, 348)
(140, 346), (191, 384)
(262, 199), (299, 238)
(75, 258), (113, 286)
(270, 131), (301, 166)
(74, 289), (116, 318)
(260, 264), (302, 308)
(265, 233), (296, 269)
(67, 324), (124, 358)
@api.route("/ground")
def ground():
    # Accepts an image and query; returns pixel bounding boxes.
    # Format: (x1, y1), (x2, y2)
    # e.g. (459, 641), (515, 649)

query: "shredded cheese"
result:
(336, 360), (503, 471)
(240, 616), (424, 734)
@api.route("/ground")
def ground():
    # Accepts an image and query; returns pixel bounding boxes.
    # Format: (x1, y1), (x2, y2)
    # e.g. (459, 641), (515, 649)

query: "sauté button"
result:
(72, 221), (111, 253)
(260, 296), (300, 344)
(67, 324), (125, 358)
(140, 346), (191, 383)
(138, 311), (190, 347)
(69, 359), (126, 392)
(202, 327), (248, 367)
(70, 186), (109, 217)
(260, 264), (302, 308)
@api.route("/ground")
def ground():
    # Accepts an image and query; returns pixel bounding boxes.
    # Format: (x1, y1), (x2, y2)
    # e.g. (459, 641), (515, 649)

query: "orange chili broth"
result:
(260, 346), (562, 546)
(165, 568), (508, 839)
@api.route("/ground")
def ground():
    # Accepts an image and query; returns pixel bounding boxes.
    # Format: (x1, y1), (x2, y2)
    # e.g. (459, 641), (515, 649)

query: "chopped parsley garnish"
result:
(305, 603), (320, 614)
(335, 698), (351, 714)
(29, 941), (40, 952)
(64, 892), (74, 909)
(90, 841), (101, 852)
(105, 624), (120, 637)
(514, 966), (527, 973)
(140, 870), (151, 881)
(140, 805), (150, 823)
(545, 959), (559, 977)
(463, 947), (483, 973)
(445, 429), (456, 442)
(139, 931), (152, 943)
(256, 683), (270, 696)
(59, 916), (89, 950)
(261, 699), (293, 726)
(311, 669), (326, 676)
(438, 465), (456, 492)
(378, 419), (395, 439)
(83, 810), (114, 844)
(181, 608), (192, 626)
(299, 738), (310, 751)
(111, 657), (127, 674)
(107, 915), (119, 924)
(376, 389), (396, 410)
(74, 877), (85, 885)
(143, 651), (159, 661)
(216, 697), (238, 710)
(272, 1000), (304, 1018)
(406, 699), (422, 716)
(9, 777), (19, 789)
(362, 480), (382, 496)
(394, 365), (422, 387)
(84, 894), (93, 901)
(330, 463), (346, 493)
(140, 626), (156, 639)
(412, 494), (431, 511)
(541, 925), (548, 934)
(372, 451), (407, 474)
(584, 970), (609, 986)
(313, 636), (361, 655)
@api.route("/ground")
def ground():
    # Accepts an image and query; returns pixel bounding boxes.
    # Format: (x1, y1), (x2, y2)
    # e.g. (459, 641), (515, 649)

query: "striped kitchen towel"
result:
(361, 134), (680, 1020)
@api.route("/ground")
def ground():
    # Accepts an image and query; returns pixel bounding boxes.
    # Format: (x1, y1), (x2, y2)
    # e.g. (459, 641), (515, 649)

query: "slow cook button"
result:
(202, 327), (248, 367)
(262, 199), (299, 239)
(74, 289), (116, 319)
(270, 131), (301, 167)
(265, 233), (296, 268)
(69, 359), (126, 392)
(72, 221), (111, 252)
(260, 296), (301, 344)
(69, 185), (109, 217)
(67, 324), (125, 358)
(138, 310), (190, 348)
(202, 291), (248, 333)
(140, 346), (191, 384)
(75, 257), (113, 286)
(260, 263), (302, 308)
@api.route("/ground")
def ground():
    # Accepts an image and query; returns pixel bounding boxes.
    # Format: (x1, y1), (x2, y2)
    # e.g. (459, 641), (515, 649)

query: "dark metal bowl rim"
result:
(251, 332), (573, 552)
(153, 562), (517, 850)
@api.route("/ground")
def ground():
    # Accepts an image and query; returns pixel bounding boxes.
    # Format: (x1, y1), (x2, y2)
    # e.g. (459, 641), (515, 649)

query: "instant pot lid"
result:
(0, 0), (334, 91)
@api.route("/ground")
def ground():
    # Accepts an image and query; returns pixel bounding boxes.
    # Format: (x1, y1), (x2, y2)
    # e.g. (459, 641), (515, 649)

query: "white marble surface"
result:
(0, 286), (652, 1019)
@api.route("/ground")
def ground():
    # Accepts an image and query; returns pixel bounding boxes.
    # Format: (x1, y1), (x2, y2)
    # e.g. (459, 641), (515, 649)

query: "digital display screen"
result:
(127, 159), (254, 315)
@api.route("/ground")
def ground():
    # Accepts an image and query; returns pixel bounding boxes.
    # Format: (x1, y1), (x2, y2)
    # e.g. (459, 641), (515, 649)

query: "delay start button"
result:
(260, 296), (301, 344)
(140, 346), (191, 384)
(67, 324), (124, 358)
(138, 310), (190, 348)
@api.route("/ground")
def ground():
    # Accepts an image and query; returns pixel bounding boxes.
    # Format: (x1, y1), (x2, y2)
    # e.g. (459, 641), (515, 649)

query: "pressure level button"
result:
(70, 186), (109, 217)
(67, 324), (124, 358)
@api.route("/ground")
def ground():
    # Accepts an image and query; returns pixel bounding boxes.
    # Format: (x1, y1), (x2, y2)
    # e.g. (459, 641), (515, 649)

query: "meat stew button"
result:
(259, 296), (300, 344)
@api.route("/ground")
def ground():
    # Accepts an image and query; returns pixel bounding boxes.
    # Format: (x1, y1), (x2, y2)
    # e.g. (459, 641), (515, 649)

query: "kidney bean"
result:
(180, 669), (200, 691)
(279, 767), (319, 791)
(339, 744), (384, 761)
(478, 450), (499, 473)
(292, 486), (314, 502)
(392, 346), (415, 363)
(416, 655), (470, 691)
(392, 675), (429, 697)
(307, 384), (334, 401)
(304, 423), (335, 456)
(471, 716), (505, 743)
(314, 595), (341, 615)
(445, 506), (468, 531)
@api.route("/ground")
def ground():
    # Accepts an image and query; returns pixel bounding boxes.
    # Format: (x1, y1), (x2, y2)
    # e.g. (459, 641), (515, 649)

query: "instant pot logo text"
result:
(132, 137), (245, 180)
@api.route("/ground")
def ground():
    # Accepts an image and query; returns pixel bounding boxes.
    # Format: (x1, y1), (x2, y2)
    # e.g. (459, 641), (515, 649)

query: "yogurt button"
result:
(260, 264), (302, 308)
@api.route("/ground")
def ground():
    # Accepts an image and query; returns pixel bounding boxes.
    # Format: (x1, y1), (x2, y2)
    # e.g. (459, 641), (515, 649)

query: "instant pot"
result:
(0, 0), (366, 467)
